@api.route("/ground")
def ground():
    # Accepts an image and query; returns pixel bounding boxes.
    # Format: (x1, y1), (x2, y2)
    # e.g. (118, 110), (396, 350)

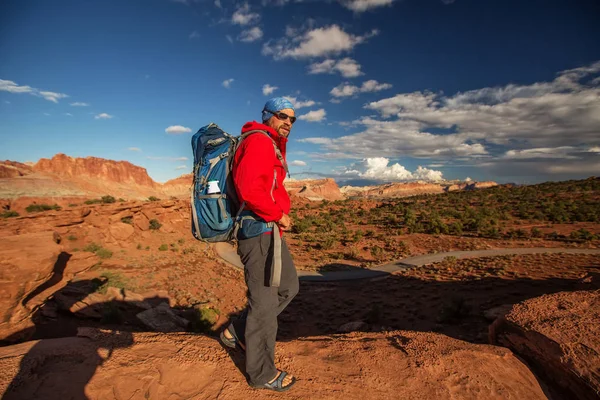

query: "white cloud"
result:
(165, 125), (192, 134)
(70, 102), (89, 107)
(0, 79), (69, 103)
(0, 79), (35, 94)
(232, 3), (260, 25)
(215, 0), (222, 7)
(348, 157), (443, 182)
(222, 78), (234, 88)
(189, 31), (200, 39)
(175, 165), (189, 170)
(339, 0), (395, 13)
(128, 147), (142, 152)
(39, 91), (68, 103)
(65, 113), (73, 116)
(226, 35), (234, 44)
(262, 25), (378, 60)
(283, 95), (317, 109)
(502, 147), (577, 159)
(298, 108), (326, 122)
(94, 113), (113, 119)
(308, 57), (363, 78)
(239, 27), (263, 42)
(300, 60), (600, 182)
(262, 84), (278, 96)
(330, 80), (392, 98)
(290, 160), (307, 166)
(43, 113), (51, 116)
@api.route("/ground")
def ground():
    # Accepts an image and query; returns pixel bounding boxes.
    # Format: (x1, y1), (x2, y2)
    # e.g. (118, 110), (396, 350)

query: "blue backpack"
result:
(190, 123), (287, 243)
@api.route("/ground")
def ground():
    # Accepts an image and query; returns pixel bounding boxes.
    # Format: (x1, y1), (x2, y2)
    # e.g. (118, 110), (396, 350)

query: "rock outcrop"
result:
(162, 173), (192, 198)
(0, 329), (548, 399)
(34, 154), (157, 188)
(0, 161), (33, 179)
(0, 232), (62, 341)
(285, 178), (344, 201)
(491, 290), (600, 400)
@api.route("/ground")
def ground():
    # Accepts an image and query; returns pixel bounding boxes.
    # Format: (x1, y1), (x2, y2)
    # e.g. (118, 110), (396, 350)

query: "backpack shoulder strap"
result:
(235, 130), (289, 177)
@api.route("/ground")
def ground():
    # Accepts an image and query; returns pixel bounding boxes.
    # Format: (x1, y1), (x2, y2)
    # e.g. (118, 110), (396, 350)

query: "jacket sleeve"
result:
(233, 134), (284, 223)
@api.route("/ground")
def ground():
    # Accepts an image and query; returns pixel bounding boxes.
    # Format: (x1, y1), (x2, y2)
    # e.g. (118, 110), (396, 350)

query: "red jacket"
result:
(232, 121), (290, 224)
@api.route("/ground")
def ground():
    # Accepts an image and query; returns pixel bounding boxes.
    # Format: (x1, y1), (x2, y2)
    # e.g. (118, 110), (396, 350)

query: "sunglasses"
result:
(266, 109), (296, 124)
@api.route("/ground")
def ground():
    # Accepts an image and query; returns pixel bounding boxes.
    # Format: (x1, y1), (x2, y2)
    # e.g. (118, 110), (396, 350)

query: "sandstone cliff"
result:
(285, 178), (344, 201)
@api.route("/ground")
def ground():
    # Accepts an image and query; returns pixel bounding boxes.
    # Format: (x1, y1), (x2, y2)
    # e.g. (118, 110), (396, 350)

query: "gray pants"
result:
(231, 233), (299, 385)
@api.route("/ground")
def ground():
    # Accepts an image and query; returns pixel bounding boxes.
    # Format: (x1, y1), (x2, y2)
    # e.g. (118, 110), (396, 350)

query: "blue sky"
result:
(1, 0), (599, 185)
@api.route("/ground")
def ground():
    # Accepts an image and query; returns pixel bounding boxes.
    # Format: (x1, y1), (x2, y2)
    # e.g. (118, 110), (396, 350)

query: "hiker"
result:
(220, 97), (299, 392)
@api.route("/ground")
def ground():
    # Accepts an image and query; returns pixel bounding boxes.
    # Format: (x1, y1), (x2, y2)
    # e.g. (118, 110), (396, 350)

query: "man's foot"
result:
(252, 370), (296, 392)
(220, 326), (246, 351)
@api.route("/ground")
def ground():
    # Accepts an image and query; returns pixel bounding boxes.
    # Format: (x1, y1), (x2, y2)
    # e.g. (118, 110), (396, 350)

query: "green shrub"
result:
(101, 195), (116, 204)
(370, 245), (384, 261)
(84, 199), (102, 205)
(177, 238), (185, 245)
(321, 236), (336, 250)
(148, 196), (160, 202)
(94, 271), (130, 294)
(530, 227), (543, 238)
(96, 248), (113, 259)
(0, 211), (19, 218)
(68, 203), (78, 207)
(67, 235), (77, 241)
(189, 307), (220, 333)
(158, 244), (168, 251)
(182, 247), (195, 254)
(83, 242), (102, 253)
(121, 216), (133, 224)
(25, 203), (61, 213)
(83, 242), (112, 259)
(149, 219), (162, 230)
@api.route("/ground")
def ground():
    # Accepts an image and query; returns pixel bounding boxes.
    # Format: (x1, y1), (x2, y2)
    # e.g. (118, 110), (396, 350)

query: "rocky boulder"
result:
(491, 290), (600, 400)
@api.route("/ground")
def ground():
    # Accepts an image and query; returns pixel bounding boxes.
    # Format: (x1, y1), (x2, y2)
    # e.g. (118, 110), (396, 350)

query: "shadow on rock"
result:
(1, 278), (219, 400)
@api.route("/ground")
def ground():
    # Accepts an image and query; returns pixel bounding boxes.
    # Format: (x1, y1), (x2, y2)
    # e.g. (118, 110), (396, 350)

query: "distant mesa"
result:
(1, 154), (498, 201)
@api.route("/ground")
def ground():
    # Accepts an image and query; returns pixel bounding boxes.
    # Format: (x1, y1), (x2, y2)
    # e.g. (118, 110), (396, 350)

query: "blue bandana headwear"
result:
(262, 97), (295, 122)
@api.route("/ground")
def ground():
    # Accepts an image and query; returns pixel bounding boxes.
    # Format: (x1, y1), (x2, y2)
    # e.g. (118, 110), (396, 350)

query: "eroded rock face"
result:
(491, 290), (600, 400)
(285, 178), (344, 201)
(34, 154), (157, 187)
(0, 232), (61, 341)
(0, 161), (33, 179)
(0, 329), (548, 400)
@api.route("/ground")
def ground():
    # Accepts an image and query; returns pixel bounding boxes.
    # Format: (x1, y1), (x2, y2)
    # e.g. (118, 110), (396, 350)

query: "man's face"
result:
(265, 108), (295, 138)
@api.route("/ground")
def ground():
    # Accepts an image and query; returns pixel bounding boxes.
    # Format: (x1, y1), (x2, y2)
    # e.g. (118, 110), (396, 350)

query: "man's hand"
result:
(277, 213), (292, 231)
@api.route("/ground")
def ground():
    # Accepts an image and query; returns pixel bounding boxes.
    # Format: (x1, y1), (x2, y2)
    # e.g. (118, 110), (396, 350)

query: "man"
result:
(220, 97), (299, 392)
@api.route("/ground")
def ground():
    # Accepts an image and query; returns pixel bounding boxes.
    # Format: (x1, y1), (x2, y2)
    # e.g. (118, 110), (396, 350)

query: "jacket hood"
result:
(241, 121), (288, 149)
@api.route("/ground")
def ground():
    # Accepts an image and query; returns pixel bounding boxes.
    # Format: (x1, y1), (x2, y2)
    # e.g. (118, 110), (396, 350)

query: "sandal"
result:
(219, 325), (245, 352)
(251, 371), (296, 392)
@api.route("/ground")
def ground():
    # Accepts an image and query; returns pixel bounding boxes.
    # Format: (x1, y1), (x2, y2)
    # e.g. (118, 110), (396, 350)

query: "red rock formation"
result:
(162, 174), (193, 198)
(491, 290), (600, 400)
(0, 161), (33, 178)
(468, 181), (498, 190)
(365, 182), (445, 198)
(285, 178), (344, 201)
(34, 154), (157, 187)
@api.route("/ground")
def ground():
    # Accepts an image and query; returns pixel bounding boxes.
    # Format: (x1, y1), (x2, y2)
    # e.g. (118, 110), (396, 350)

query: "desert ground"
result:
(1, 157), (599, 399)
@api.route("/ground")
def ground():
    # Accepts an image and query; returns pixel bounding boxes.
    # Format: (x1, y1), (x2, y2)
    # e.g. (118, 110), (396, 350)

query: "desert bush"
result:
(148, 196), (160, 202)
(188, 307), (220, 333)
(83, 242), (102, 253)
(67, 235), (77, 241)
(84, 199), (102, 205)
(320, 236), (336, 250)
(177, 238), (185, 245)
(530, 227), (543, 238)
(25, 203), (61, 213)
(370, 245), (384, 261)
(0, 211), (19, 218)
(292, 218), (311, 234)
(121, 216), (133, 224)
(136, 243), (143, 250)
(344, 246), (360, 260)
(149, 219), (162, 230)
(570, 228), (596, 241)
(95, 271), (130, 294)
(158, 244), (168, 251)
(101, 195), (116, 204)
